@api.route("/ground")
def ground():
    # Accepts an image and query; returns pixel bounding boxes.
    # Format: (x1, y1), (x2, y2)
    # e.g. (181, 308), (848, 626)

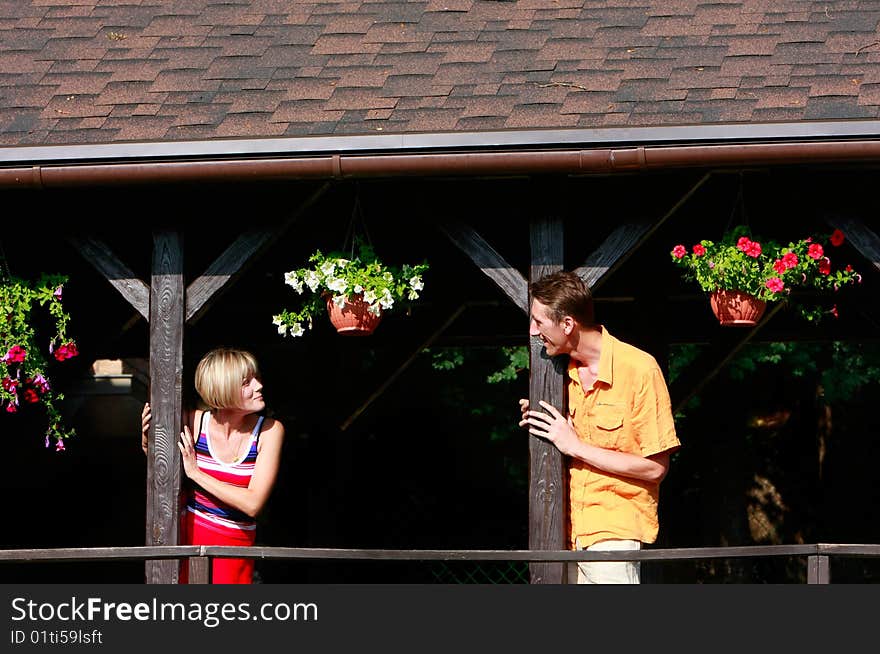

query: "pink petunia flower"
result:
(808, 243), (824, 260)
(3, 345), (26, 363)
(830, 229), (845, 247)
(765, 277), (785, 292)
(31, 373), (50, 394)
(53, 342), (78, 362)
(692, 244), (706, 256)
(672, 245), (687, 259)
(818, 258), (831, 275)
(782, 252), (799, 269)
(773, 260), (787, 274)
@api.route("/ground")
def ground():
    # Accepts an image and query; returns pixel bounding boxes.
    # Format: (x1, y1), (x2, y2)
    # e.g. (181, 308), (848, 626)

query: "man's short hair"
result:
(529, 271), (595, 326)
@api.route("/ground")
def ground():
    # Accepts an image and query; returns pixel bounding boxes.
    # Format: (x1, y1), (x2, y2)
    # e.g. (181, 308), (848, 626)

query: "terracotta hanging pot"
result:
(325, 293), (383, 335)
(709, 289), (767, 326)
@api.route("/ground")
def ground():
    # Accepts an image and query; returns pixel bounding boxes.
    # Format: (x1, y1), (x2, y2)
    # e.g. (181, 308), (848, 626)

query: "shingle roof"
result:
(3, 1), (880, 146)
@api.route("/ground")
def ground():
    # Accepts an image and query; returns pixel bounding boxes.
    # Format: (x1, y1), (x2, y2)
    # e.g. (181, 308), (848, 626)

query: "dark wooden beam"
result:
(146, 230), (185, 584)
(185, 182), (330, 325)
(670, 301), (785, 413)
(438, 221), (528, 313)
(528, 216), (566, 584)
(573, 172), (712, 289)
(68, 235), (150, 319)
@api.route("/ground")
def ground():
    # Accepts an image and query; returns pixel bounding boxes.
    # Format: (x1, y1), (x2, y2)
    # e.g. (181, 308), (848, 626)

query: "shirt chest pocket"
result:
(588, 405), (625, 449)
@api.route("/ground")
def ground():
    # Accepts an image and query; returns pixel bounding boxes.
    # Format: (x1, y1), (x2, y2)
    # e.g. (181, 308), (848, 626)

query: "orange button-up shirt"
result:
(567, 327), (680, 549)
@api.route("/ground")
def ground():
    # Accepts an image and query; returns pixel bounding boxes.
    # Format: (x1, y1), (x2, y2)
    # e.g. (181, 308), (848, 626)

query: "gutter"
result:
(3, 134), (880, 188)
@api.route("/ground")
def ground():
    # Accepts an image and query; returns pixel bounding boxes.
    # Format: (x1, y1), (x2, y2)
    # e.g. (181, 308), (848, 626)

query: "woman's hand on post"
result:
(178, 425), (199, 480)
(141, 402), (151, 454)
(518, 398), (529, 425)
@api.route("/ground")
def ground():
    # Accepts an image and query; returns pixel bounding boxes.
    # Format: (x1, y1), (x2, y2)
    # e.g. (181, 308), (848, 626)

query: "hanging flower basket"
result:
(1, 273), (78, 450)
(273, 237), (428, 338)
(325, 292), (383, 335)
(709, 289), (766, 326)
(671, 226), (863, 326)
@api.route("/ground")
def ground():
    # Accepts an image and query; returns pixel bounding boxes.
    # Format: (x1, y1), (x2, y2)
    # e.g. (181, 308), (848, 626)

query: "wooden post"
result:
(188, 555), (212, 584)
(528, 216), (566, 584)
(145, 230), (185, 584)
(807, 555), (831, 584)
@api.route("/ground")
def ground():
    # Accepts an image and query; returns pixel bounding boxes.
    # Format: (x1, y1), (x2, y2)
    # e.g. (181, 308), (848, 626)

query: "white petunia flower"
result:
(363, 289), (377, 304)
(409, 275), (424, 292)
(289, 322), (305, 337)
(284, 271), (304, 293)
(319, 261), (337, 277)
(272, 316), (289, 336)
(368, 303), (382, 316)
(332, 294), (347, 308)
(304, 270), (321, 292)
(327, 277), (348, 293)
(379, 289), (394, 309)
(353, 284), (363, 294)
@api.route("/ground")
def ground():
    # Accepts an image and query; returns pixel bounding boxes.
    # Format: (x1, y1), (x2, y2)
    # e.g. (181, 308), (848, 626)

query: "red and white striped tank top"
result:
(186, 411), (264, 533)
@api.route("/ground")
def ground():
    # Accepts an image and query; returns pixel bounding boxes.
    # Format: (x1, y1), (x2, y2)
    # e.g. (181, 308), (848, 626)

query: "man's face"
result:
(529, 299), (571, 357)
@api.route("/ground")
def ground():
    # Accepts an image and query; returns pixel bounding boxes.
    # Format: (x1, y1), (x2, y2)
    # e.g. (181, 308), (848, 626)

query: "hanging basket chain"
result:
(0, 237), (11, 282)
(342, 188), (374, 258)
(723, 172), (750, 238)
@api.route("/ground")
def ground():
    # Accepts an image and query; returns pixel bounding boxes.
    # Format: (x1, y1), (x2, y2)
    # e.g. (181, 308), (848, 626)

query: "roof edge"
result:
(3, 120), (880, 167)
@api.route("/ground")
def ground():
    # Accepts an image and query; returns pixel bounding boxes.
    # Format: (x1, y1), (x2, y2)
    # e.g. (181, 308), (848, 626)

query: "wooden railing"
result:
(2, 544), (879, 583)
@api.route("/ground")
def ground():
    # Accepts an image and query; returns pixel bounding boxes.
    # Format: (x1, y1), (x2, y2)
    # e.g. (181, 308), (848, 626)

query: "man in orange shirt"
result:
(519, 271), (680, 584)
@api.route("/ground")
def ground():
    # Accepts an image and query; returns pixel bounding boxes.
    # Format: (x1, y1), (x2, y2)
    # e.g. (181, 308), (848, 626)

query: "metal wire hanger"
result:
(341, 188), (374, 258)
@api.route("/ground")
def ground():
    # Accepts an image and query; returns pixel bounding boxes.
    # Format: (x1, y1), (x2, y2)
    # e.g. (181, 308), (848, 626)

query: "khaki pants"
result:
(572, 539), (641, 585)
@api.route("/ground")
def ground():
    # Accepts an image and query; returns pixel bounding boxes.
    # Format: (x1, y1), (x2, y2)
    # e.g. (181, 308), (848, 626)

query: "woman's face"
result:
(239, 374), (265, 413)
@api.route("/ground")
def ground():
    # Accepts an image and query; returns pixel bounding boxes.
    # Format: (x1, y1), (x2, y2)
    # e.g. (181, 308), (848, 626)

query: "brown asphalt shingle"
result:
(3, 0), (880, 146)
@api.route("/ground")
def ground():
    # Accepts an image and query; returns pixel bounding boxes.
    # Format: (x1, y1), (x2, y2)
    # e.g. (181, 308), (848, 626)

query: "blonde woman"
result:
(142, 347), (285, 583)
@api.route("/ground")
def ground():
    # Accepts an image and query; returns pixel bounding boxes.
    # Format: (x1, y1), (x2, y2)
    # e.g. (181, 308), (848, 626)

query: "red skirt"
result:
(180, 510), (256, 584)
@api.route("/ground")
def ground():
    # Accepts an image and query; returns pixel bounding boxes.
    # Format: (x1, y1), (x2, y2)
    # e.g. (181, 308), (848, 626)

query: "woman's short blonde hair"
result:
(194, 347), (260, 410)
